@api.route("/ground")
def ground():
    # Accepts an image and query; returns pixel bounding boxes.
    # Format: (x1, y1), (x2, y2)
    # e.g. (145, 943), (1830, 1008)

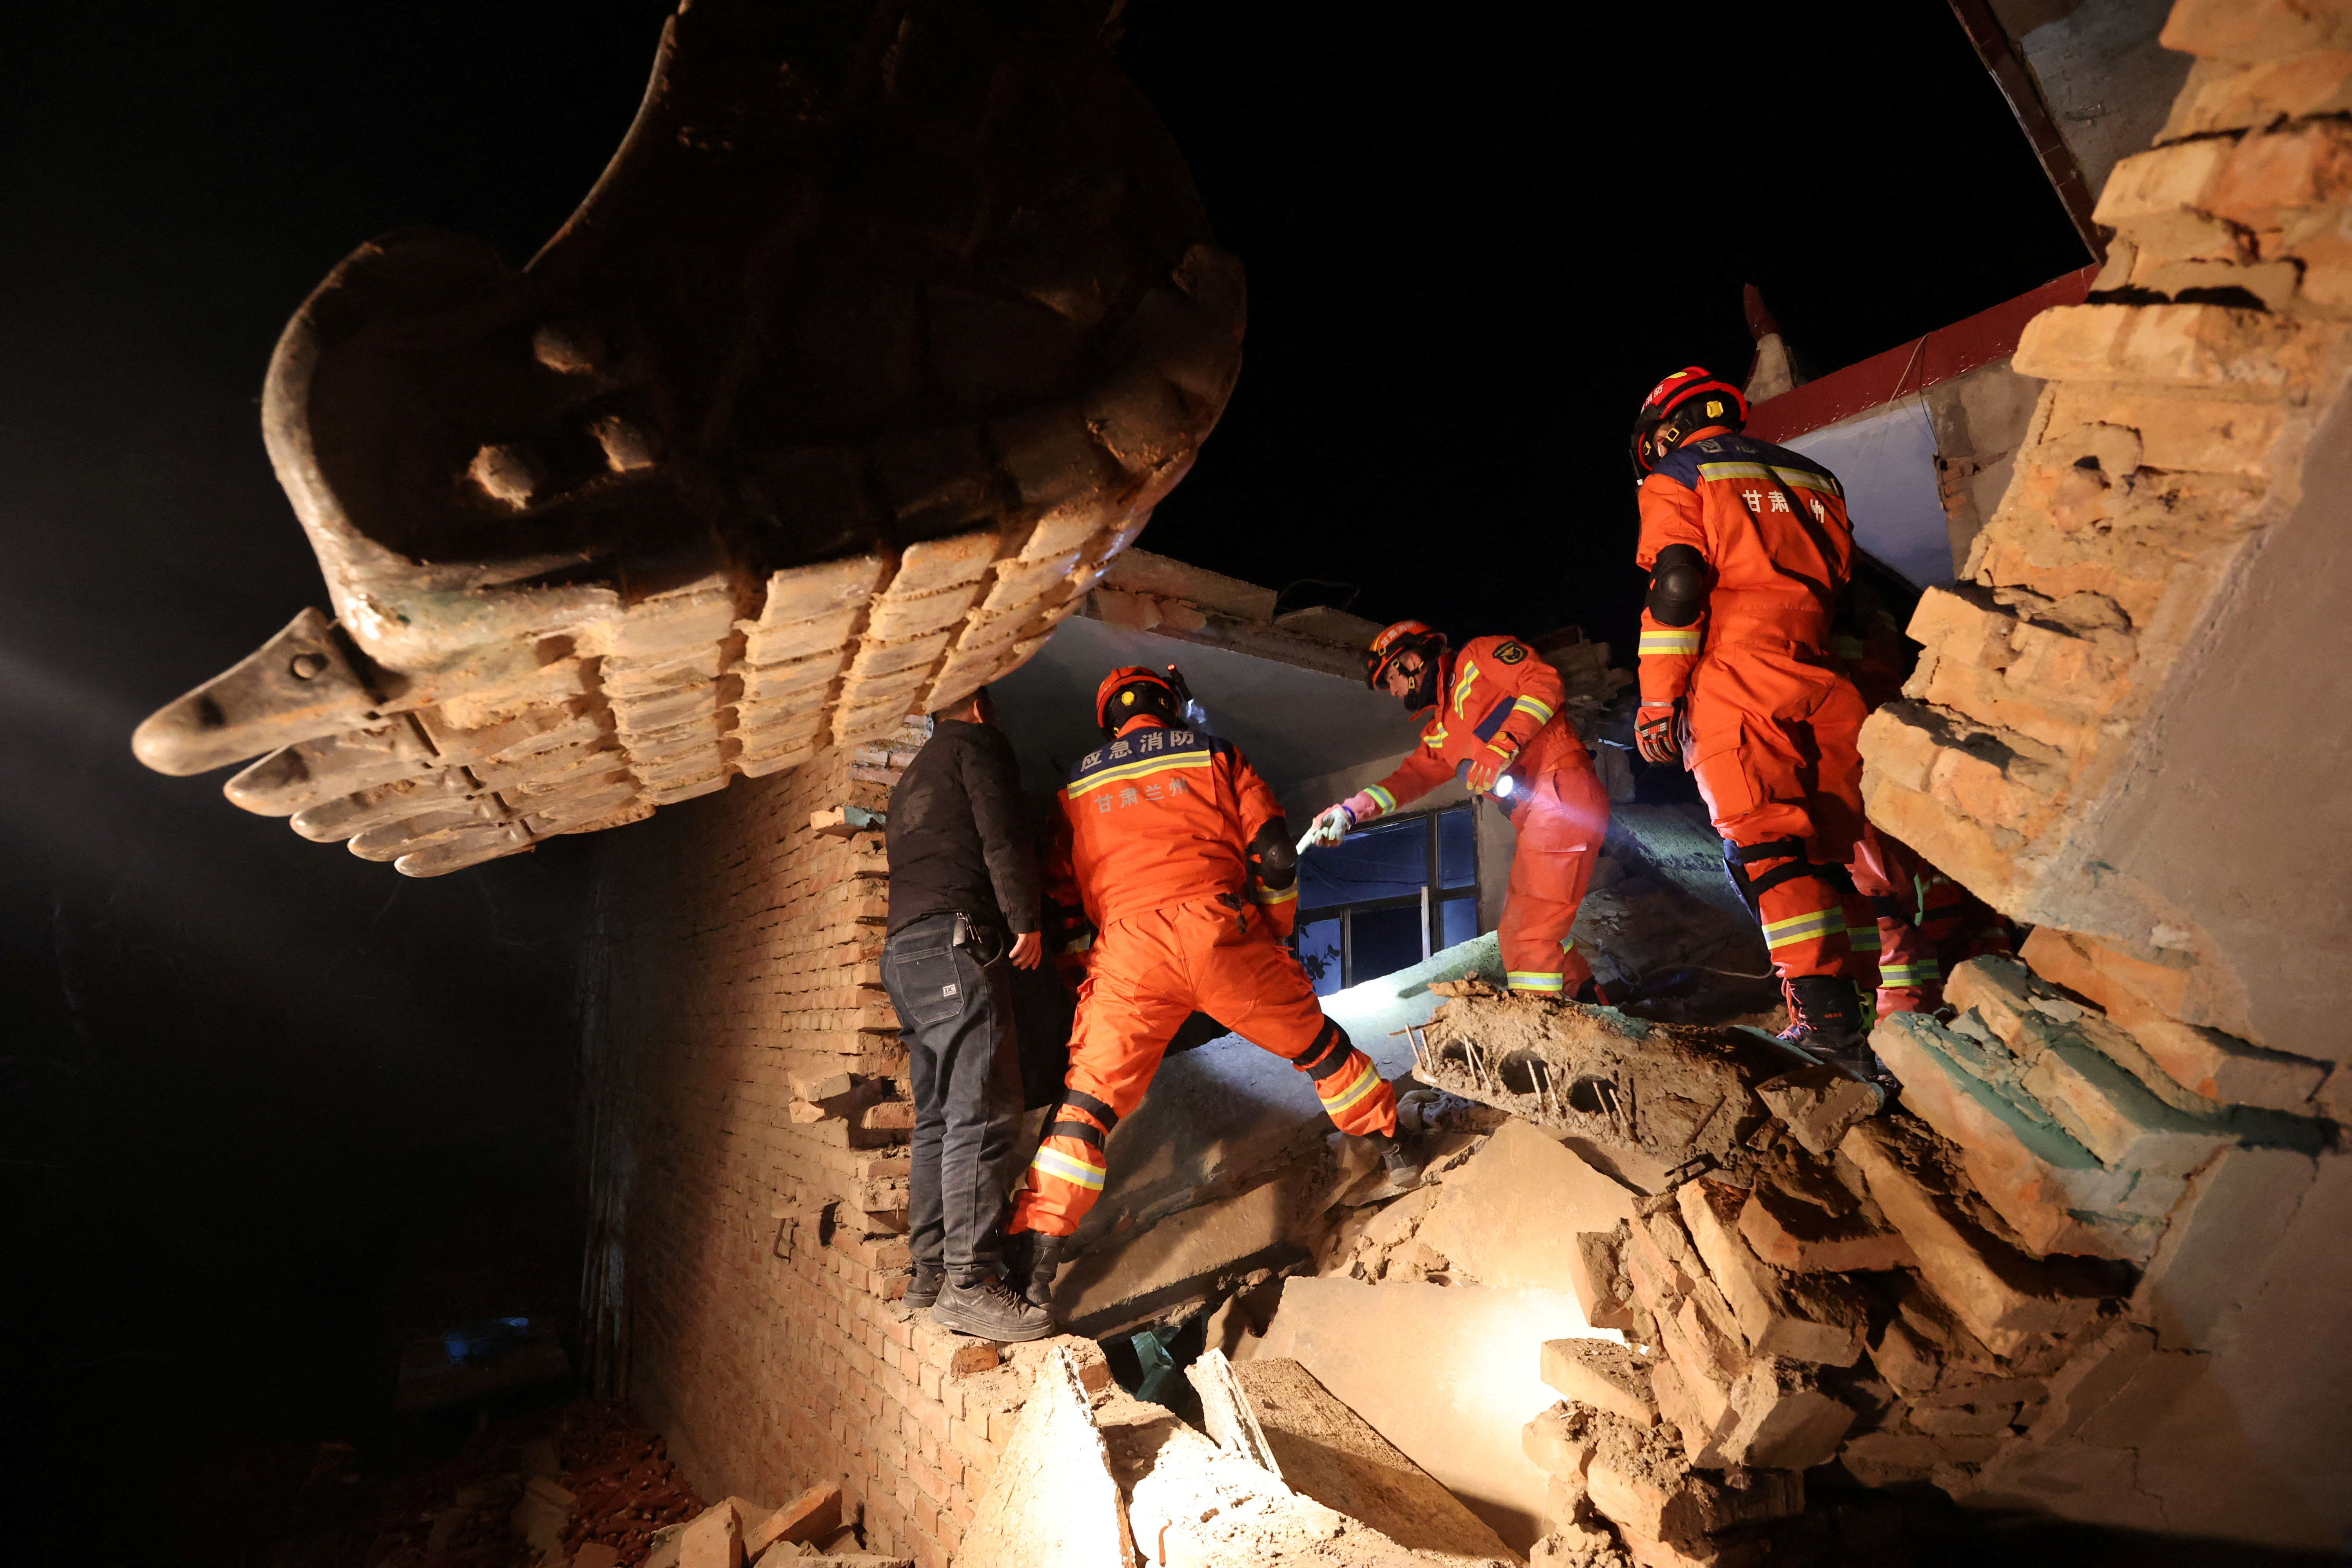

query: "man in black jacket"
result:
(882, 685), (1052, 1341)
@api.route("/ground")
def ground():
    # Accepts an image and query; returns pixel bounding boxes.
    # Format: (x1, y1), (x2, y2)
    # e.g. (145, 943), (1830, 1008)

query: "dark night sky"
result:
(0, 1), (2082, 1554)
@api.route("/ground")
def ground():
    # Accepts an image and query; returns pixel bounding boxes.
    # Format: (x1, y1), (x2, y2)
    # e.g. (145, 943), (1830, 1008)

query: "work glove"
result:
(1463, 737), (1517, 796)
(1635, 702), (1682, 767)
(1301, 804), (1355, 851)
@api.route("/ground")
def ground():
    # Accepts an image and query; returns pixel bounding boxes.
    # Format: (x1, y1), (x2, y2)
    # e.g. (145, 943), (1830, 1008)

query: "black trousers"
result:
(882, 911), (1025, 1282)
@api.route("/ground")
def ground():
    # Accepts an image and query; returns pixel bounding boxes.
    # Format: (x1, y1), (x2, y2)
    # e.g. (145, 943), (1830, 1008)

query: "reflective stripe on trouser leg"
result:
(1878, 957), (1941, 987)
(1752, 866), (1851, 981)
(1009, 912), (1192, 1238)
(1508, 938), (1582, 995)
(1500, 764), (1607, 998)
(1839, 892), (1881, 989)
(1285, 1018), (1394, 1136)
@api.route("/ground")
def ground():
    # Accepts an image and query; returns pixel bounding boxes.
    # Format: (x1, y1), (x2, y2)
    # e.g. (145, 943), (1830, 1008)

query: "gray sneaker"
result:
(931, 1277), (1055, 1342)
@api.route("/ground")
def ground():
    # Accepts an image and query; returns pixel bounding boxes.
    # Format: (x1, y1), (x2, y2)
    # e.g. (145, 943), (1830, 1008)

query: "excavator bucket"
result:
(132, 0), (1243, 875)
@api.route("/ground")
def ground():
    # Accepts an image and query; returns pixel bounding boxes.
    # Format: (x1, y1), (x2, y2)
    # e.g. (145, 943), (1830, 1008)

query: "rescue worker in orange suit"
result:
(1304, 624), (1614, 1001)
(1628, 367), (1873, 1055)
(1837, 575), (2013, 1014)
(1003, 667), (1413, 1310)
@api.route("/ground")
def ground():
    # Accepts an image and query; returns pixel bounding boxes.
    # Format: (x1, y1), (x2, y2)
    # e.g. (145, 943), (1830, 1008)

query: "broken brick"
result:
(1715, 1357), (1855, 1471)
(1839, 1120), (2109, 1357)
(1676, 1183), (1866, 1367)
(1542, 1339), (1659, 1428)
(1753, 1065), (1885, 1160)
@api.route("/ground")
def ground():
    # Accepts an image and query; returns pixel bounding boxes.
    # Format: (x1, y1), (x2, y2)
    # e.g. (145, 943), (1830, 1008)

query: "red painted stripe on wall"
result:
(1745, 264), (2099, 444)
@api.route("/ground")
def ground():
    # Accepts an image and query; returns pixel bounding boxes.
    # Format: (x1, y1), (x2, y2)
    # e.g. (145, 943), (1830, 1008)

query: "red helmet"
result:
(1094, 665), (1181, 737)
(1631, 367), (1748, 480)
(1364, 619), (1449, 691)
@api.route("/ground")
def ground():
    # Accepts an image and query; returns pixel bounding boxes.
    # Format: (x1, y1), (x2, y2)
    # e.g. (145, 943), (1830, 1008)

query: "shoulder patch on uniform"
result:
(1493, 639), (1527, 664)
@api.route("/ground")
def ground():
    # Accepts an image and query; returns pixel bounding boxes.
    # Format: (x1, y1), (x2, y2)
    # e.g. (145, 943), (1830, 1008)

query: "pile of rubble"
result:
(642, 1484), (902, 1568)
(360, 1400), (705, 1568)
(1289, 947), (2323, 1565)
(960, 1338), (1524, 1566)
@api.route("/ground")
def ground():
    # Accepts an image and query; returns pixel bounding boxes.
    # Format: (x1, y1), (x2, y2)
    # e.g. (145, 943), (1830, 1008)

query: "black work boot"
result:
(902, 1263), (946, 1311)
(1777, 975), (1869, 1060)
(1004, 1231), (1067, 1310)
(931, 1274), (1054, 1341)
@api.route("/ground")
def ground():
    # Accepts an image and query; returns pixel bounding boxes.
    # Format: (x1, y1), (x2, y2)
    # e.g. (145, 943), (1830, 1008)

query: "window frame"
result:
(1294, 804), (1479, 991)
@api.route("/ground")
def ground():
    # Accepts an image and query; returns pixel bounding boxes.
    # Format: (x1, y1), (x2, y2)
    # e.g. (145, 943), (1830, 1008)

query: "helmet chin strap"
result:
(1399, 657), (1442, 713)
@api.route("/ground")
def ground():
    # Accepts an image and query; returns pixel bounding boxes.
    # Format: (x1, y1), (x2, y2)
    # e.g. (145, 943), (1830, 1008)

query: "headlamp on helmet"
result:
(1630, 367), (1749, 482)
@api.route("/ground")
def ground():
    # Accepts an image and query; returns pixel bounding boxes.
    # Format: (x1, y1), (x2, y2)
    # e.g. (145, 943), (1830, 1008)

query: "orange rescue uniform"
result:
(1636, 432), (1867, 982)
(1343, 635), (1611, 996)
(1009, 717), (1398, 1240)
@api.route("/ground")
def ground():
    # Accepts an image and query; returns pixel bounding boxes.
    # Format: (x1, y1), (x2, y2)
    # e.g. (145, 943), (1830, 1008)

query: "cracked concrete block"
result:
(1053, 1172), (1306, 1336)
(1094, 1378), (1513, 1568)
(1840, 1121), (2110, 1357)
(958, 1344), (1133, 1568)
(1417, 1119), (1637, 1295)
(1541, 1340), (1658, 1428)
(1415, 987), (1766, 1193)
(1676, 1183), (1865, 1367)
(1231, 1356), (1523, 1563)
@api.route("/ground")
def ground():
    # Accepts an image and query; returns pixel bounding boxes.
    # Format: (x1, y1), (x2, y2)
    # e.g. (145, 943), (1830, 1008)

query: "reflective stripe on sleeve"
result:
(1319, 1056), (1383, 1117)
(1512, 695), (1555, 724)
(1251, 884), (1298, 905)
(1029, 1144), (1106, 1191)
(1506, 971), (1567, 993)
(1363, 784), (1397, 817)
(1639, 630), (1702, 656)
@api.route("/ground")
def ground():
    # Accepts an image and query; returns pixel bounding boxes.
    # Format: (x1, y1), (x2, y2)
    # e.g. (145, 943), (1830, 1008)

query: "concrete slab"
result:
(1235, 1356), (1526, 1564)
(958, 1345), (1133, 1568)
(1417, 1119), (1638, 1293)
(1251, 1276), (1599, 1554)
(1189, 1348), (1282, 1477)
(1054, 1171), (1308, 1336)
(1094, 1381), (1515, 1567)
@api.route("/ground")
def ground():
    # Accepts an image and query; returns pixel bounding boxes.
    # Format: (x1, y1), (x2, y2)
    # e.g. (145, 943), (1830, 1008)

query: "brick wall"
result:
(1850, 0), (2352, 1543)
(592, 725), (1047, 1568)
